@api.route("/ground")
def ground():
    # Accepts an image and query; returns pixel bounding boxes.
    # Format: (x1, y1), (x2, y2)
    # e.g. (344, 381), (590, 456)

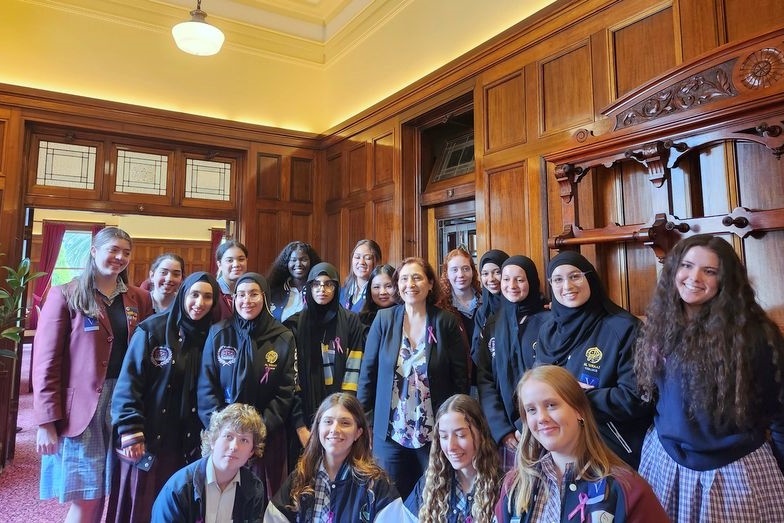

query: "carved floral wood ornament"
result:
(545, 26), (784, 261)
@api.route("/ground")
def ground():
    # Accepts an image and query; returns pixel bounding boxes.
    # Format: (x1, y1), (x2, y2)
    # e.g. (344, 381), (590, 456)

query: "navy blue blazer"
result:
(357, 304), (469, 439)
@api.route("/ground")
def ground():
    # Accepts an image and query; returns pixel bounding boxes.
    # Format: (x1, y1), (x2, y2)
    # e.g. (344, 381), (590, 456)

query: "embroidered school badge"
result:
(585, 346), (603, 364)
(217, 346), (238, 366)
(150, 346), (173, 367)
(265, 350), (279, 364)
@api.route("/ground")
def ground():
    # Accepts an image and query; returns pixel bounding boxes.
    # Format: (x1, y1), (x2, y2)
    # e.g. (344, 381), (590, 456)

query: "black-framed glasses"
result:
(310, 280), (336, 291)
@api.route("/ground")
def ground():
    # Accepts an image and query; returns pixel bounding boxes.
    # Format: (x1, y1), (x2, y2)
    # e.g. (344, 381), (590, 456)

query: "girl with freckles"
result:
(635, 234), (784, 521)
(495, 365), (667, 523)
(264, 393), (406, 522)
(404, 394), (500, 523)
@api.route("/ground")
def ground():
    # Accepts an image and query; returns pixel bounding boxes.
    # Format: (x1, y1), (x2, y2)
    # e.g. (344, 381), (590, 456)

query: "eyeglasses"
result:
(235, 291), (263, 301)
(310, 281), (336, 291)
(549, 271), (590, 287)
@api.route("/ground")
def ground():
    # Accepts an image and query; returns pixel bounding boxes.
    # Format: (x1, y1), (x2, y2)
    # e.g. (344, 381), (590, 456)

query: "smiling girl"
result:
(265, 393), (406, 522)
(635, 234), (784, 521)
(109, 272), (221, 521)
(495, 365), (667, 523)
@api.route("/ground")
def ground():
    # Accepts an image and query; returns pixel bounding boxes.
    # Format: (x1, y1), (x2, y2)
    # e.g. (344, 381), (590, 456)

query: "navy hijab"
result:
(476, 249), (510, 321)
(538, 251), (625, 365)
(500, 255), (547, 320)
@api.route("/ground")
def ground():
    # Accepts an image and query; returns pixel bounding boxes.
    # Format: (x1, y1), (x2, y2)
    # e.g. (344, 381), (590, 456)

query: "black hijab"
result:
(476, 249), (509, 321)
(500, 255), (547, 321)
(231, 272), (291, 396)
(538, 251), (625, 365)
(165, 271), (221, 418)
(305, 262), (340, 325)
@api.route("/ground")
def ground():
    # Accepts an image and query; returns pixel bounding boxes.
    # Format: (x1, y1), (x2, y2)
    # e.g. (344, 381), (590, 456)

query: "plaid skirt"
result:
(40, 379), (117, 503)
(639, 427), (784, 522)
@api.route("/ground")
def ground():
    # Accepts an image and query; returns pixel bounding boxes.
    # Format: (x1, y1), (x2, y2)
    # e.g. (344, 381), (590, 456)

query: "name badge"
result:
(84, 316), (100, 332)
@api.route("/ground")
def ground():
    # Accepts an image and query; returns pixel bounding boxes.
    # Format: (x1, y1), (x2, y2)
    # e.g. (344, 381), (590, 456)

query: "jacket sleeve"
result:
(357, 312), (384, 420)
(585, 319), (650, 422)
(264, 472), (297, 522)
(341, 311), (368, 394)
(261, 333), (297, 434)
(32, 286), (70, 426)
(197, 325), (226, 427)
(112, 325), (152, 441)
(621, 472), (672, 522)
(151, 474), (191, 523)
(476, 319), (514, 444)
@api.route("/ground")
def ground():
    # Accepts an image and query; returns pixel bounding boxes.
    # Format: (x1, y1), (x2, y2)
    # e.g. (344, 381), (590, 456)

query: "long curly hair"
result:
(418, 394), (500, 523)
(507, 365), (629, 516)
(439, 247), (481, 316)
(265, 241), (322, 293)
(287, 393), (387, 513)
(201, 403), (266, 459)
(394, 257), (449, 309)
(634, 234), (784, 430)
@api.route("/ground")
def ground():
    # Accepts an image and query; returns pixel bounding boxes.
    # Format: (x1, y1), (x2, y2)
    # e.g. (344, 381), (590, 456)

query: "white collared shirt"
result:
(205, 455), (242, 523)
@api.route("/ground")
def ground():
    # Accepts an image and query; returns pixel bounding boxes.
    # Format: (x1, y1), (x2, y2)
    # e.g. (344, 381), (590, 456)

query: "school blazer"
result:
(357, 304), (469, 438)
(32, 283), (152, 438)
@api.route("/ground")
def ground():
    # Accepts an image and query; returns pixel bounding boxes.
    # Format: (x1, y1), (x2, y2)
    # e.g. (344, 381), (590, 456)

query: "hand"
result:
(36, 423), (59, 455)
(296, 426), (310, 447)
(502, 432), (519, 450)
(120, 442), (146, 461)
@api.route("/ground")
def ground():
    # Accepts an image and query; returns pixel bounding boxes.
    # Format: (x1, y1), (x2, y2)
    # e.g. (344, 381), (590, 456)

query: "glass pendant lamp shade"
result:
(172, 2), (225, 56)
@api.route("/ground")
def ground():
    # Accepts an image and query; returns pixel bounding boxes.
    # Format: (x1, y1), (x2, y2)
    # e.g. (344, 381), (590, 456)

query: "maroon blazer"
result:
(32, 282), (153, 438)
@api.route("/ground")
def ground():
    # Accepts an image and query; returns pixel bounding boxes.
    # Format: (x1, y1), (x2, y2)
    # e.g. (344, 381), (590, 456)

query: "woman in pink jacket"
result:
(33, 226), (153, 523)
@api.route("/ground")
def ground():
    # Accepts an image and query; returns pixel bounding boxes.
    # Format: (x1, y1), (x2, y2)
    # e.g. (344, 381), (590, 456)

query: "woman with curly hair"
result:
(266, 241), (322, 322)
(264, 393), (406, 522)
(357, 257), (469, 498)
(405, 394), (500, 523)
(495, 365), (667, 522)
(634, 234), (784, 521)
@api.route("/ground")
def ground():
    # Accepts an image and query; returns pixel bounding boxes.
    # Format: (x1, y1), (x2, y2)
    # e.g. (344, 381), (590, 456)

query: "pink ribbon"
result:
(259, 366), (273, 384)
(427, 326), (437, 344)
(333, 336), (343, 354)
(568, 492), (588, 523)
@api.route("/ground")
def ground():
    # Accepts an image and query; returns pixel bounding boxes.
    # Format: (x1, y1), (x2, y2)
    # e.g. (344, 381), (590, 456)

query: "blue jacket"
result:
(476, 309), (550, 444)
(151, 456), (267, 522)
(264, 463), (406, 522)
(357, 304), (469, 438)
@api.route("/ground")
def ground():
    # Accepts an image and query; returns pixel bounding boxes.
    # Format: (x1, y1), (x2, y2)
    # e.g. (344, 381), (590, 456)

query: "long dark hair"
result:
(343, 239), (382, 289)
(359, 264), (397, 318)
(635, 234), (784, 429)
(287, 393), (387, 512)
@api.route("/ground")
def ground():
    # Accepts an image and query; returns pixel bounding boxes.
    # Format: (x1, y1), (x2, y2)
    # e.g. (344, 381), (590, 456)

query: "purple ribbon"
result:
(427, 326), (437, 344)
(334, 336), (343, 354)
(568, 492), (588, 523)
(259, 366), (272, 384)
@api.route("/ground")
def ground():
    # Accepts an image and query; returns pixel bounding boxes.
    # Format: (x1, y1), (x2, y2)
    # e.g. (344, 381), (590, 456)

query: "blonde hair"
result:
(65, 227), (132, 318)
(201, 403), (266, 459)
(419, 394), (500, 523)
(507, 366), (629, 516)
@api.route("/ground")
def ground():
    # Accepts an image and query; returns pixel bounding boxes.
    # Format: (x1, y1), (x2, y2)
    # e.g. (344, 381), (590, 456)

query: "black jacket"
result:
(357, 304), (469, 438)
(151, 455), (267, 522)
(198, 319), (296, 434)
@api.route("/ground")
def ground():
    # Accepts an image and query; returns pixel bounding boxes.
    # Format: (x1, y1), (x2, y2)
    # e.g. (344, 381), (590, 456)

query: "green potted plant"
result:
(0, 257), (46, 358)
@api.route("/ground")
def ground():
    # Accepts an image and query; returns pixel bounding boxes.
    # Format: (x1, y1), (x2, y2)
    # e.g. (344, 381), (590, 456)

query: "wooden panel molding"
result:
(257, 153), (282, 200)
(291, 156), (314, 203)
(540, 42), (594, 134)
(484, 71), (527, 152)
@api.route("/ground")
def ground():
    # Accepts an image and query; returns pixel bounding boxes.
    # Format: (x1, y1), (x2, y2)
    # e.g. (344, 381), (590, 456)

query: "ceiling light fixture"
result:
(172, 0), (225, 56)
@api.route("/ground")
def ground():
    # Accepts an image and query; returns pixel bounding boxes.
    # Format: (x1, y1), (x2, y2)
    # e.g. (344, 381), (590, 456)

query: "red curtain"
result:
(29, 221), (67, 329)
(210, 228), (225, 273)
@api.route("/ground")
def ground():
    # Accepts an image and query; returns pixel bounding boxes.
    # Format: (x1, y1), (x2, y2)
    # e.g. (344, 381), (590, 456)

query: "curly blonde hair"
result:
(418, 394), (500, 523)
(201, 403), (266, 459)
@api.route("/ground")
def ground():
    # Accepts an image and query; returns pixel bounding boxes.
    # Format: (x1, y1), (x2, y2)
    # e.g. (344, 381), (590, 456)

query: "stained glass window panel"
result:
(36, 141), (96, 189)
(115, 149), (168, 195)
(185, 158), (231, 201)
